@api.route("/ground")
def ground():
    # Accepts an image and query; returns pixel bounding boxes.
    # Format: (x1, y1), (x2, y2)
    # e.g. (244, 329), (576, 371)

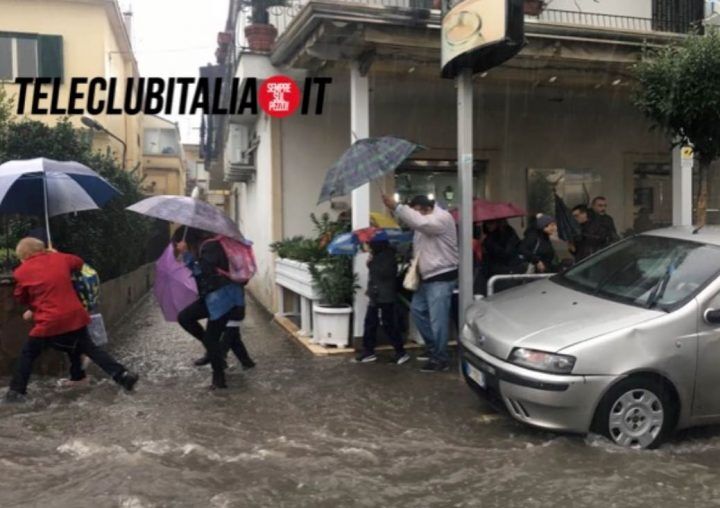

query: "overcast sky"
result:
(118, 0), (229, 145)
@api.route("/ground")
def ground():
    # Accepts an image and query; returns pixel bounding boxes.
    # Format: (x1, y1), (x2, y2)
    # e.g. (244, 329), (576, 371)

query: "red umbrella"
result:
(450, 199), (526, 223)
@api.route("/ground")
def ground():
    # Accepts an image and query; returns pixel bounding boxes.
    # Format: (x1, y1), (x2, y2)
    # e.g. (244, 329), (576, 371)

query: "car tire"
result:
(593, 376), (677, 450)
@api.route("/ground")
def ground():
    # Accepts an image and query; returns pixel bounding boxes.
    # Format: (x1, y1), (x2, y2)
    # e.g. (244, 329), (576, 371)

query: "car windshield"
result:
(555, 235), (720, 310)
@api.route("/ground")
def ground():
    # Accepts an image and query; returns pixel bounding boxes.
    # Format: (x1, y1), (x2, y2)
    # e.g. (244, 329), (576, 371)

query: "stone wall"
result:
(0, 263), (155, 377)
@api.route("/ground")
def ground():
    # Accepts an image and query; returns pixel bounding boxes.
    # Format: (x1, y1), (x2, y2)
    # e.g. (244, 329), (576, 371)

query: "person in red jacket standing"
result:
(4, 238), (138, 403)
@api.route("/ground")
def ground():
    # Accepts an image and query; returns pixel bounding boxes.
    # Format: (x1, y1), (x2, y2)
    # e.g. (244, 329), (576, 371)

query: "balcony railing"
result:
(536, 9), (655, 32)
(235, 1), (700, 51)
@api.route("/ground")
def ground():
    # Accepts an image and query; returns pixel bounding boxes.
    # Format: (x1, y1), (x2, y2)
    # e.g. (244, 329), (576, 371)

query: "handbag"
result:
(87, 313), (108, 346)
(403, 255), (420, 291)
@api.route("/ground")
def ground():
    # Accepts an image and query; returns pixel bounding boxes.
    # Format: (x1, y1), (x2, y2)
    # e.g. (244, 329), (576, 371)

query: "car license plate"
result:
(466, 363), (486, 389)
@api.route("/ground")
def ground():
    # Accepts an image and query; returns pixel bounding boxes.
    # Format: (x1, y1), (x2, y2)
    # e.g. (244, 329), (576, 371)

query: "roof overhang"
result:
(270, 2), (685, 85)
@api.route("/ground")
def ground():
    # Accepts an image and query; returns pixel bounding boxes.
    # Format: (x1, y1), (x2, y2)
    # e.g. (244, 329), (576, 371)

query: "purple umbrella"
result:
(154, 243), (198, 322)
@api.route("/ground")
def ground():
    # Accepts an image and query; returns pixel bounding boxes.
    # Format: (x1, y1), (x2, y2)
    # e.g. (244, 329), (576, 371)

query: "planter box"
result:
(275, 258), (321, 337)
(313, 304), (352, 348)
(275, 258), (319, 300)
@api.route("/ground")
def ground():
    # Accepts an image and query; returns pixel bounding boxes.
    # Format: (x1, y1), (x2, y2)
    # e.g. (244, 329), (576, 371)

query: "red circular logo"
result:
(258, 75), (301, 118)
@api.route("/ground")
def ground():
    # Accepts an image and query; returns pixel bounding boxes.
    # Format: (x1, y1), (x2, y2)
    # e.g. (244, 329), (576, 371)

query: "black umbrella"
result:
(554, 193), (580, 242)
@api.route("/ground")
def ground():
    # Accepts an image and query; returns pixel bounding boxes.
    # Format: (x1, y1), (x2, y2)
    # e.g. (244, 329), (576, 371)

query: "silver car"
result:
(461, 226), (720, 449)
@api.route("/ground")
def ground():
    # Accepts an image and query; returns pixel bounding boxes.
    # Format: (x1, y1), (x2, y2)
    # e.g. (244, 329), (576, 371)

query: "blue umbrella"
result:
(0, 158), (121, 247)
(327, 228), (414, 256)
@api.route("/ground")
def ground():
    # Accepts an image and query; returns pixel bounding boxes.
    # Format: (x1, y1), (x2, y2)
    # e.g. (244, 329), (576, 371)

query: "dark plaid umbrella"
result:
(317, 137), (424, 205)
(554, 193), (581, 242)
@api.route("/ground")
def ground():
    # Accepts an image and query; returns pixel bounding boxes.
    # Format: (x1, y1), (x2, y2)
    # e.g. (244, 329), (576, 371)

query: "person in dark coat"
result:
(175, 227), (244, 389)
(482, 219), (524, 277)
(591, 196), (620, 248)
(354, 237), (409, 365)
(571, 205), (607, 261)
(519, 215), (557, 273)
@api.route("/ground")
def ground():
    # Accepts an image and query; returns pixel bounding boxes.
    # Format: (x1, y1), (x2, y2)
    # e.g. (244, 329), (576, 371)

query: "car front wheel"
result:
(594, 377), (677, 449)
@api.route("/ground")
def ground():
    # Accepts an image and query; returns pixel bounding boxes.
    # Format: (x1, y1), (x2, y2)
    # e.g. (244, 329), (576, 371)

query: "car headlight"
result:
(509, 348), (576, 374)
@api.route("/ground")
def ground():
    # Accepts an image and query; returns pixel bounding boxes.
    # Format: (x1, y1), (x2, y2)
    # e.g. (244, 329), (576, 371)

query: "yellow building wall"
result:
(142, 115), (187, 196)
(0, 0), (143, 173)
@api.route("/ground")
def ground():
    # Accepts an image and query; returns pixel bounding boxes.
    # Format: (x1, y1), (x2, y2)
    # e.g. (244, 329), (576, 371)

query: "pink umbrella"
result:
(153, 243), (198, 322)
(450, 199), (526, 223)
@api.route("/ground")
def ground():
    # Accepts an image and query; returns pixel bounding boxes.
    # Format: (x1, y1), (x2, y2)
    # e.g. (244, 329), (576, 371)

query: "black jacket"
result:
(193, 240), (232, 298)
(519, 229), (555, 271)
(573, 217), (608, 261)
(483, 227), (524, 275)
(366, 247), (398, 305)
(593, 212), (620, 248)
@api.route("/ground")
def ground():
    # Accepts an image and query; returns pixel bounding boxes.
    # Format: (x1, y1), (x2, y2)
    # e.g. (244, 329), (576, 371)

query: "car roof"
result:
(640, 226), (720, 246)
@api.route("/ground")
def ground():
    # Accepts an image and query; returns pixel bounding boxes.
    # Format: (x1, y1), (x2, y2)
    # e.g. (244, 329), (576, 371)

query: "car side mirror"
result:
(704, 308), (720, 325)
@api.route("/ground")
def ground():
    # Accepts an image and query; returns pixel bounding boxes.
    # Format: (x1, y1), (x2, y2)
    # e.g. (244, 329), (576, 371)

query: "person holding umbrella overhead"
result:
(172, 227), (245, 390)
(4, 238), (138, 402)
(127, 195), (256, 377)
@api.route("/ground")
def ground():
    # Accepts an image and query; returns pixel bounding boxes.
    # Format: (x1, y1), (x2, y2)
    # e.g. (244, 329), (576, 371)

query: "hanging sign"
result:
(441, 0), (525, 79)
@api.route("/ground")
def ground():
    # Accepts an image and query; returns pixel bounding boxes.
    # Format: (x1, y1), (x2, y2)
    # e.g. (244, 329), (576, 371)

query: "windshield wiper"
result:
(646, 264), (674, 309)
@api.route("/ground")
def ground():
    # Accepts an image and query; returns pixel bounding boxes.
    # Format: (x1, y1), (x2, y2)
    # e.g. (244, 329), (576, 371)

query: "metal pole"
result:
(43, 174), (53, 249)
(672, 144), (693, 226)
(457, 67), (473, 372)
(350, 61), (371, 339)
(103, 128), (128, 170)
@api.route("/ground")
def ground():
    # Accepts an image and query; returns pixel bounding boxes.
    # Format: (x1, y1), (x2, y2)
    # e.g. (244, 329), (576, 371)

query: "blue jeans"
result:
(411, 279), (456, 365)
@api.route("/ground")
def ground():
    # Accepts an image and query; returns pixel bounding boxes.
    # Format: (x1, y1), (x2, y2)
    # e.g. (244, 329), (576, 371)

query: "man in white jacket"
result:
(383, 194), (459, 372)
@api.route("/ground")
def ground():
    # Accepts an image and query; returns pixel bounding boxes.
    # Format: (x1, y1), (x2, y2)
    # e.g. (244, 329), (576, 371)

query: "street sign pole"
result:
(457, 67), (474, 372)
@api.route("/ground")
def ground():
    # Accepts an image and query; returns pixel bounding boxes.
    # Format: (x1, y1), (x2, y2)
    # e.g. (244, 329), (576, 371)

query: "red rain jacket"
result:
(13, 251), (90, 337)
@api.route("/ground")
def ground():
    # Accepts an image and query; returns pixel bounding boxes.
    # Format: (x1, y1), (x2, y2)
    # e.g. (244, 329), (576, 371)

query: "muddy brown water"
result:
(1, 295), (720, 507)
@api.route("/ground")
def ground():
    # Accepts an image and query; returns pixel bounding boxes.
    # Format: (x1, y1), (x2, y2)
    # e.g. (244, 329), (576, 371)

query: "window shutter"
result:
(37, 35), (63, 80)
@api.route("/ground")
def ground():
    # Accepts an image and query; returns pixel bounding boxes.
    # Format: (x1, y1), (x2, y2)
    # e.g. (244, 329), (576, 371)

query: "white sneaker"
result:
(394, 353), (411, 365)
(57, 377), (90, 388)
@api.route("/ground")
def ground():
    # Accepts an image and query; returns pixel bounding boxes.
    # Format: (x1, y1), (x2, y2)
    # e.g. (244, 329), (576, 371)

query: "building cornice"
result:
(271, 2), (685, 67)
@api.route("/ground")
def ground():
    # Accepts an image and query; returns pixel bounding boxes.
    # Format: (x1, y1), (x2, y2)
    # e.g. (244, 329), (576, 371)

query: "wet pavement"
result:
(2, 296), (720, 507)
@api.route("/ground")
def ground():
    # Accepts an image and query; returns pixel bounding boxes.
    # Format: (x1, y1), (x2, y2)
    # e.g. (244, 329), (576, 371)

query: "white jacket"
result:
(395, 204), (459, 280)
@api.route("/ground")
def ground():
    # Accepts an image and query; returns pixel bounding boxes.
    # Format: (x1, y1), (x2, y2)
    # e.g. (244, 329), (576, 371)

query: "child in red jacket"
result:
(4, 238), (138, 403)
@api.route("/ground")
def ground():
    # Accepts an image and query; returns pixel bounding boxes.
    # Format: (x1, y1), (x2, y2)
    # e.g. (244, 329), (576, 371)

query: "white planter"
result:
(312, 303), (352, 348)
(274, 258), (319, 300)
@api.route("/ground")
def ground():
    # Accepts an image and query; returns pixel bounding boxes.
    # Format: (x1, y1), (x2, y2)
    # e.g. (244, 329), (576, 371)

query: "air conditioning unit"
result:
(225, 123), (258, 183)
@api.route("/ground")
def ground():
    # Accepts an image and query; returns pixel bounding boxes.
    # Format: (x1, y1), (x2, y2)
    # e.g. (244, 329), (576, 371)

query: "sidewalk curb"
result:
(273, 314), (457, 358)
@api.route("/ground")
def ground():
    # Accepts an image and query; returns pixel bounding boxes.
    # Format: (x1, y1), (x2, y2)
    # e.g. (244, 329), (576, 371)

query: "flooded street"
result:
(1, 296), (720, 507)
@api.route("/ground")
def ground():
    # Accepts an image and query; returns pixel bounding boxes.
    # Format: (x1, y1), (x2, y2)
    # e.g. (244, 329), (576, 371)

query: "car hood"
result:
(466, 279), (664, 360)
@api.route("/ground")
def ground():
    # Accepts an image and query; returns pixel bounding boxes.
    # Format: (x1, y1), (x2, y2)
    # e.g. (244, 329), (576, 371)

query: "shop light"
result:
(428, 193), (435, 200)
(548, 76), (557, 83)
(612, 79), (622, 86)
(393, 193), (400, 202)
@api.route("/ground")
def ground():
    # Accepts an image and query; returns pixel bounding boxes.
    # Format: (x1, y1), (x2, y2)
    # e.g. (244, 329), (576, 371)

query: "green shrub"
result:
(0, 89), (158, 280)
(308, 256), (359, 307)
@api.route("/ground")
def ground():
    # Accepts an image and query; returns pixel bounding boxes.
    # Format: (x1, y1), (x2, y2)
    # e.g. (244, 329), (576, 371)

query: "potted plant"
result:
(524, 0), (546, 16)
(309, 256), (359, 348)
(244, 0), (286, 53)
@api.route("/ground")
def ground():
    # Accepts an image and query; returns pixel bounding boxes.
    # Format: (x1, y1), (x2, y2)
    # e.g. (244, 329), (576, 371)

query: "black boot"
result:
(193, 355), (211, 366)
(116, 371), (139, 391)
(211, 368), (227, 389)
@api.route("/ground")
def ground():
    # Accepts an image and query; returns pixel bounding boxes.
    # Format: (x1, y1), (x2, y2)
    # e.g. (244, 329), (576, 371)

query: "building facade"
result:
(142, 115), (187, 196)
(203, 0), (715, 320)
(0, 0), (143, 173)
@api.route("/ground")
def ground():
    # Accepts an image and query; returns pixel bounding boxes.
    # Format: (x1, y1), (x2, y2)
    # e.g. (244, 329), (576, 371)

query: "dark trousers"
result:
(221, 306), (253, 365)
(362, 303), (405, 355)
(9, 327), (126, 395)
(178, 299), (230, 386)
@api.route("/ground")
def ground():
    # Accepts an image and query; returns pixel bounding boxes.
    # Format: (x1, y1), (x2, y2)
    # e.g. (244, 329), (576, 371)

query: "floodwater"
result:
(2, 296), (720, 507)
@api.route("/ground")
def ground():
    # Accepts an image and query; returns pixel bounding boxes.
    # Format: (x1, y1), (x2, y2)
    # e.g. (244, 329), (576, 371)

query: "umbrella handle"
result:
(43, 174), (53, 250)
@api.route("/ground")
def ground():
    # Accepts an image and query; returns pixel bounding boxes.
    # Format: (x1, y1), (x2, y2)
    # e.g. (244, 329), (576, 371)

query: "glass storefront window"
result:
(394, 160), (487, 209)
(527, 168), (602, 216)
